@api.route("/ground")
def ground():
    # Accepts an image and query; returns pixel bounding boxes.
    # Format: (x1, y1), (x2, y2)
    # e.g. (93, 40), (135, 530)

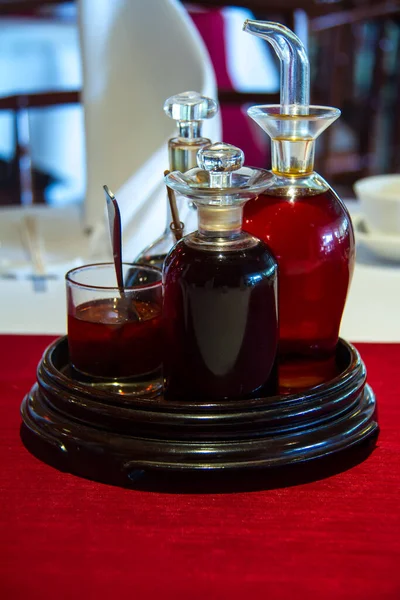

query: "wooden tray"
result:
(20, 336), (378, 489)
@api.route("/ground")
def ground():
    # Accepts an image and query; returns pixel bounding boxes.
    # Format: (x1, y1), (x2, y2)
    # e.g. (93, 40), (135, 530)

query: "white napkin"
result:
(0, 206), (89, 334)
(79, 0), (221, 243)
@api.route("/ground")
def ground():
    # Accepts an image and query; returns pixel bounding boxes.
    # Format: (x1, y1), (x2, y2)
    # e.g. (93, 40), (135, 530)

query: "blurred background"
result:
(1, 0), (399, 209)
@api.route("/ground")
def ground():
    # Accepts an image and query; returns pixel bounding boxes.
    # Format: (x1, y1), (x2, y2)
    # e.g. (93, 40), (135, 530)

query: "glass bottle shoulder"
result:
(243, 170), (355, 268)
(163, 233), (277, 282)
(244, 171), (353, 226)
(262, 171), (331, 197)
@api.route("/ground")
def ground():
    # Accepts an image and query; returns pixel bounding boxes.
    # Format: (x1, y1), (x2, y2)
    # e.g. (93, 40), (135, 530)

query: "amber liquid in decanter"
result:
(244, 181), (355, 392)
(240, 19), (357, 391)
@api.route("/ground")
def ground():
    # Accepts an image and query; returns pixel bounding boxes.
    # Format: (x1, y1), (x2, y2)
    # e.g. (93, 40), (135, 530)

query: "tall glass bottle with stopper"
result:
(241, 21), (355, 392)
(163, 142), (278, 402)
(134, 91), (218, 269)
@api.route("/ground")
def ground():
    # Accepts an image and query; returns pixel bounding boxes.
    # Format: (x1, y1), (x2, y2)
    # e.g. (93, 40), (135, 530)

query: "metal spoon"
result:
(103, 185), (140, 321)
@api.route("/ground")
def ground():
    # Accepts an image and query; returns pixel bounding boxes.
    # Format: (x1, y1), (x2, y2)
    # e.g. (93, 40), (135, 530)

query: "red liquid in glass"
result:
(68, 298), (162, 379)
(163, 239), (278, 401)
(243, 187), (355, 390)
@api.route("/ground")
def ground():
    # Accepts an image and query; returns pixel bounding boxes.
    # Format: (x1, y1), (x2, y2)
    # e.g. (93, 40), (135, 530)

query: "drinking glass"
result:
(66, 263), (163, 396)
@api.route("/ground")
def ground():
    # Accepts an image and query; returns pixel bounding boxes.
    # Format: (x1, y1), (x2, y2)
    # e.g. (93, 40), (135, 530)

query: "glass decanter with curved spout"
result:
(242, 21), (355, 392)
(134, 91), (218, 269)
(163, 143), (278, 401)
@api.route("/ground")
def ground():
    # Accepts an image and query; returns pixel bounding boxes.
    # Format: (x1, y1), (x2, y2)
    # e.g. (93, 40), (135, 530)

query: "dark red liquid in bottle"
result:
(243, 187), (355, 391)
(163, 238), (278, 401)
(68, 298), (162, 379)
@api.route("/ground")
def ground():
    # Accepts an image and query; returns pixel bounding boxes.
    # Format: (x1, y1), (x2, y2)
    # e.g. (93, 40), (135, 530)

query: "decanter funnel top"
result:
(243, 20), (340, 174)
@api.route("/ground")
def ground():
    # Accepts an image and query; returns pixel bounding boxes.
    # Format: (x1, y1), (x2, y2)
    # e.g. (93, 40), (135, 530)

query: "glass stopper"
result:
(197, 143), (244, 188)
(164, 91), (218, 122)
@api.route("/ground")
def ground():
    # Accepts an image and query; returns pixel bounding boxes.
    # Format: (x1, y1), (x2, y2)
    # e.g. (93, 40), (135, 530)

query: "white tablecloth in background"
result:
(0, 201), (399, 342)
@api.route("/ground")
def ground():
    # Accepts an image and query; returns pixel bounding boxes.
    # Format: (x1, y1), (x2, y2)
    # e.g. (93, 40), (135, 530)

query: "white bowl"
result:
(354, 215), (400, 262)
(353, 174), (400, 235)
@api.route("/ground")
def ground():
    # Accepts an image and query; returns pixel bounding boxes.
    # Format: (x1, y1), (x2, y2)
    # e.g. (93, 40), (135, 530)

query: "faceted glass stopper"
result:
(165, 139), (271, 201)
(164, 91), (218, 122)
(198, 143), (244, 173)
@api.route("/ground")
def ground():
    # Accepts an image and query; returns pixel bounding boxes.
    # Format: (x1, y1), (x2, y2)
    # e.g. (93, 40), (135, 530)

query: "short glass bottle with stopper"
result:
(242, 20), (355, 392)
(134, 91), (218, 269)
(163, 142), (278, 402)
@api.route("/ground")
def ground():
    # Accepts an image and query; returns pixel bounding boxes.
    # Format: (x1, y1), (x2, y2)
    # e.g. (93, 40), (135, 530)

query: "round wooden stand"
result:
(20, 337), (378, 489)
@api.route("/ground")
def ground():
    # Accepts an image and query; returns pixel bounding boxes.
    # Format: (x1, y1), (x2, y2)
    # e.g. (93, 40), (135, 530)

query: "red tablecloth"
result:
(1, 335), (399, 599)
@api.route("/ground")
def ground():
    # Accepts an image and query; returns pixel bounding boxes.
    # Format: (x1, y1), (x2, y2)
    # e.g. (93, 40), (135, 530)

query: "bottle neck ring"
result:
(271, 138), (315, 176)
(197, 205), (243, 238)
(168, 137), (211, 172)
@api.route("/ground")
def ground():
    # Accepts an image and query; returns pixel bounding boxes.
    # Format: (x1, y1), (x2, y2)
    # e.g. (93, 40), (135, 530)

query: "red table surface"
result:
(1, 335), (399, 599)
